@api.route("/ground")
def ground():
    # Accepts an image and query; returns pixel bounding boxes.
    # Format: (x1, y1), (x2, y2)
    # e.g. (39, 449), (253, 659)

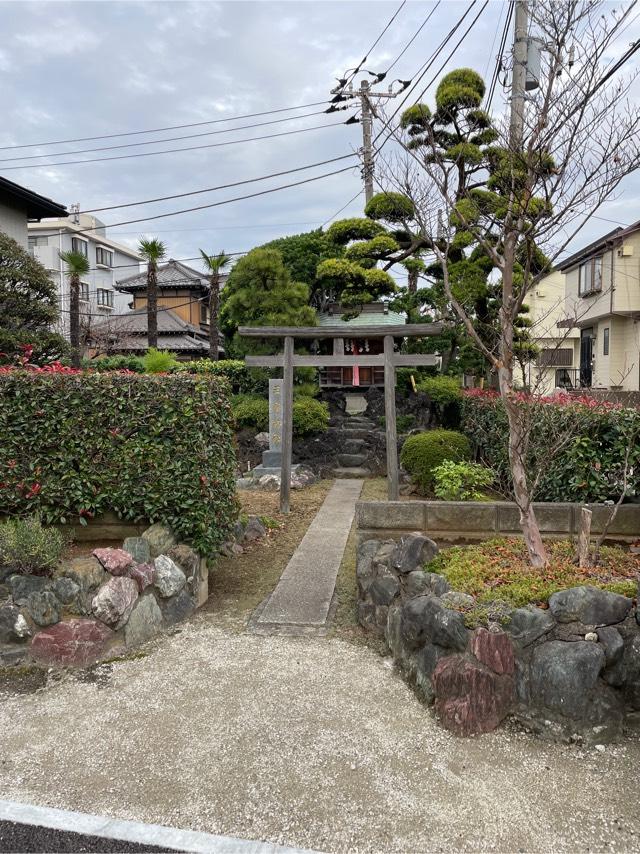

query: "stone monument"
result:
(261, 379), (283, 467)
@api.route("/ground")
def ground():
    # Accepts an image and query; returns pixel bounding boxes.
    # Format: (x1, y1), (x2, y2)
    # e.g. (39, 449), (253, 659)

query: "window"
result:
(603, 327), (610, 356)
(200, 304), (209, 324)
(96, 246), (113, 267)
(538, 348), (573, 367)
(79, 282), (89, 302)
(96, 288), (114, 308)
(578, 256), (603, 296)
(71, 237), (88, 257)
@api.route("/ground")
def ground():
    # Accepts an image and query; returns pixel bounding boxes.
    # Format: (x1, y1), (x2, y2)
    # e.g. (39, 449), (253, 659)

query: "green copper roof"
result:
(317, 309), (406, 328)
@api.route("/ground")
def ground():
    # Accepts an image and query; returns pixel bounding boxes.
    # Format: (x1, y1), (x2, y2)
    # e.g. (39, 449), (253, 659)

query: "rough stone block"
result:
(153, 555), (186, 598)
(356, 540), (381, 596)
(92, 548), (134, 576)
(370, 573), (400, 607)
(596, 626), (624, 667)
(52, 577), (80, 605)
(8, 575), (47, 604)
(128, 562), (155, 594)
(471, 628), (515, 675)
(549, 586), (632, 626)
(31, 619), (114, 667)
(58, 557), (107, 593)
(0, 605), (26, 643)
(124, 594), (163, 647)
(142, 523), (177, 559)
(161, 589), (194, 626)
(356, 501), (425, 531)
(390, 534), (438, 574)
(432, 655), (514, 736)
(92, 577), (138, 628)
(530, 640), (605, 718)
(505, 606), (555, 646)
(26, 591), (61, 627)
(400, 595), (468, 652)
(122, 536), (151, 565)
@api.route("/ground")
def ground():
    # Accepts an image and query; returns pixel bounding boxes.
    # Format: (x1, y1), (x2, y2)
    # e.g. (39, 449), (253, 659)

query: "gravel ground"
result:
(0, 614), (639, 853)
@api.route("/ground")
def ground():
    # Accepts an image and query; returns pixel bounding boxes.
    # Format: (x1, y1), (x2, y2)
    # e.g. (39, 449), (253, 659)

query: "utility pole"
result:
(359, 80), (375, 203)
(509, 0), (529, 149)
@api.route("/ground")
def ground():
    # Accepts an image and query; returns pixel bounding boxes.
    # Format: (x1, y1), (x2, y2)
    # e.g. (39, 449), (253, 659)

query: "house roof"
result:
(558, 219), (640, 271)
(116, 258), (220, 292)
(89, 307), (221, 354)
(0, 175), (67, 220)
(317, 302), (406, 328)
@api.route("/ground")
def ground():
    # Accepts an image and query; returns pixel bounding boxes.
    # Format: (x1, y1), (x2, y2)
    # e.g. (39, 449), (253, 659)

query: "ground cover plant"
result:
(433, 460), (494, 501)
(429, 537), (638, 610)
(0, 517), (66, 576)
(0, 371), (236, 555)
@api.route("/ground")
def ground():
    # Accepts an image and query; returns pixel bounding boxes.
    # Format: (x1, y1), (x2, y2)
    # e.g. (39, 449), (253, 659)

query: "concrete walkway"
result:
(254, 479), (363, 632)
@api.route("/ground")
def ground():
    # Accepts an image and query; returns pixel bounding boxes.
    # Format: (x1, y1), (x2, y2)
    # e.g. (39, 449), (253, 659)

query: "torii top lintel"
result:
(237, 322), (445, 339)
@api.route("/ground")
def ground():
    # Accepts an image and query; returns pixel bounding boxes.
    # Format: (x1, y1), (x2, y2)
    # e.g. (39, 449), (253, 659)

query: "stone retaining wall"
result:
(357, 500), (640, 543)
(357, 534), (640, 743)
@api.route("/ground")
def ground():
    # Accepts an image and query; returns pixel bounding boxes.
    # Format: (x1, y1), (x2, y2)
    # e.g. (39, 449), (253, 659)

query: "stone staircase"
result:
(332, 416), (377, 478)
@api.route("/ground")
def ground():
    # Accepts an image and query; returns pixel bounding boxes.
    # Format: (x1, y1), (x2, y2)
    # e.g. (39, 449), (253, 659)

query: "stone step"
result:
(343, 439), (366, 454)
(342, 428), (370, 440)
(347, 419), (375, 429)
(338, 453), (369, 467)
(331, 466), (371, 479)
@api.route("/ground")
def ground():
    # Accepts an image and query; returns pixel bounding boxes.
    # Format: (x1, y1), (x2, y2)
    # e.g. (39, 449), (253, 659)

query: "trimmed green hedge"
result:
(231, 393), (329, 436)
(461, 391), (640, 503)
(0, 372), (237, 554)
(400, 429), (471, 494)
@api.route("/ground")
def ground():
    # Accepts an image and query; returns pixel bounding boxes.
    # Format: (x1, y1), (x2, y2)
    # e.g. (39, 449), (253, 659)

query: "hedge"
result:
(231, 394), (329, 436)
(0, 371), (237, 555)
(461, 390), (640, 503)
(400, 429), (471, 494)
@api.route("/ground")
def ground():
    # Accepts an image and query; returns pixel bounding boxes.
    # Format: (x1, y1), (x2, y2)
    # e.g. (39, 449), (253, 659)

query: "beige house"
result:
(523, 270), (580, 394)
(558, 221), (640, 391)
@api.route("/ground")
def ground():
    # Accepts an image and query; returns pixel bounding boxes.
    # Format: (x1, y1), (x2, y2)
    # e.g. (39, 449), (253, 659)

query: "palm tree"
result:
(138, 238), (167, 349)
(59, 250), (90, 368)
(199, 249), (231, 360)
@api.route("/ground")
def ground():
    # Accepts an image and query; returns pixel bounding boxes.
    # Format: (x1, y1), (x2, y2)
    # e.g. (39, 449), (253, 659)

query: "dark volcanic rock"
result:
(505, 606), (555, 646)
(432, 655), (514, 736)
(390, 534), (439, 575)
(400, 595), (468, 652)
(161, 590), (194, 626)
(8, 575), (47, 604)
(549, 586), (632, 626)
(370, 573), (400, 607)
(25, 591), (61, 627)
(596, 626), (624, 667)
(356, 540), (381, 596)
(530, 640), (605, 718)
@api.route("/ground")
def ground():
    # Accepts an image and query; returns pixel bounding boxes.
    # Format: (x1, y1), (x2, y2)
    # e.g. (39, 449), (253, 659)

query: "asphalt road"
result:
(0, 820), (176, 853)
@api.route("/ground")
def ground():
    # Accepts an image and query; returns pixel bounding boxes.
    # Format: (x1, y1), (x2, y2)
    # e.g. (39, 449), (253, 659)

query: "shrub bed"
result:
(231, 394), (329, 436)
(400, 429), (471, 494)
(462, 390), (640, 502)
(0, 371), (237, 554)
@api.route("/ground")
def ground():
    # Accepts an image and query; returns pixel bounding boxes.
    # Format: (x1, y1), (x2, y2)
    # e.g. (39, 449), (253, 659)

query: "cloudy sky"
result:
(1, 0), (639, 279)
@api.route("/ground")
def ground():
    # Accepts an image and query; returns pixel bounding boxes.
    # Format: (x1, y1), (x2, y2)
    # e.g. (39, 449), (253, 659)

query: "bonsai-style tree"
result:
(258, 228), (344, 291)
(59, 249), (90, 368)
(220, 248), (316, 355)
(199, 249), (231, 360)
(0, 231), (69, 365)
(138, 237), (167, 349)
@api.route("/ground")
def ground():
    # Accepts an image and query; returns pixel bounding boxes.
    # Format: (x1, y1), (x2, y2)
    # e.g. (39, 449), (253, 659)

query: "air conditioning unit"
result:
(617, 244), (633, 257)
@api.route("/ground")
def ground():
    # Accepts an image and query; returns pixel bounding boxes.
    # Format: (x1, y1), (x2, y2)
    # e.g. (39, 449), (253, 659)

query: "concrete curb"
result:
(0, 800), (318, 854)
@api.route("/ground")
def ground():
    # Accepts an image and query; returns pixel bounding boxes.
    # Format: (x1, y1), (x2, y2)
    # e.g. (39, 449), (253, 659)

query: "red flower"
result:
(25, 482), (41, 499)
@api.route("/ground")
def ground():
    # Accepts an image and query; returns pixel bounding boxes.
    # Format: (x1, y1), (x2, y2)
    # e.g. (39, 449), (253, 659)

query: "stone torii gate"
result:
(239, 323), (444, 512)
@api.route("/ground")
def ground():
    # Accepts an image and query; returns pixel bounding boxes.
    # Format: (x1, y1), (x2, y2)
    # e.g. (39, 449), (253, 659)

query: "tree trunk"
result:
(408, 269), (418, 294)
(209, 273), (219, 360)
(147, 264), (158, 349)
(69, 274), (81, 369)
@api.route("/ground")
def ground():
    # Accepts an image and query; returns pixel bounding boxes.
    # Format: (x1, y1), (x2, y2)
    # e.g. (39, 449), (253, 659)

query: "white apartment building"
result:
(28, 207), (141, 339)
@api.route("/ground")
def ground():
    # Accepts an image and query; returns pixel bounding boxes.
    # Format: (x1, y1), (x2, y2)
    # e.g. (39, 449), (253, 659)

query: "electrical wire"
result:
(0, 109), (330, 164)
(1, 120), (347, 171)
(0, 100), (332, 151)
(321, 189), (365, 227)
(384, 2), (442, 76)
(77, 152), (357, 213)
(486, 1), (514, 111)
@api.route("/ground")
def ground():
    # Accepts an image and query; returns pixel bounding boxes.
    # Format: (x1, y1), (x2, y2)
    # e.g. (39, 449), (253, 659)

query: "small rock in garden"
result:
(258, 474), (280, 491)
(160, 589), (194, 625)
(0, 605), (26, 643)
(530, 641), (607, 719)
(255, 431), (269, 448)
(233, 519), (247, 541)
(8, 575), (47, 604)
(153, 555), (186, 598)
(471, 627), (515, 676)
(167, 544), (200, 579)
(128, 562), (155, 593)
(52, 577), (80, 605)
(92, 577), (138, 628)
(122, 536), (151, 565)
(13, 614), (30, 638)
(244, 516), (267, 542)
(505, 606), (555, 647)
(594, 744), (606, 753)
(441, 591), (475, 610)
(26, 591), (62, 627)
(596, 626), (624, 667)
(585, 631), (598, 642)
(390, 534), (439, 575)
(31, 619), (114, 667)
(432, 655), (514, 736)
(142, 523), (177, 559)
(92, 548), (134, 576)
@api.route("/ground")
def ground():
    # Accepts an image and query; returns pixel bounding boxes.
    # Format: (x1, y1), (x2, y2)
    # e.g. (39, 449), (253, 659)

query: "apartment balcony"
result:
(554, 367), (591, 389)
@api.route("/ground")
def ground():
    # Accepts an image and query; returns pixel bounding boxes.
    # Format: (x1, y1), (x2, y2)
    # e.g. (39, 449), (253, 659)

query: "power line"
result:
(384, 2), (442, 76)
(321, 189), (365, 227)
(486, 1), (514, 111)
(78, 152), (357, 213)
(49, 164), (360, 238)
(0, 100), (331, 151)
(2, 120), (347, 172)
(0, 109), (329, 164)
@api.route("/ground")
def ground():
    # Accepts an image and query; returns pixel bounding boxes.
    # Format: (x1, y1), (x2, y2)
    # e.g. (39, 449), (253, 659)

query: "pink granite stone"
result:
(470, 627), (515, 675)
(92, 576), (138, 628)
(92, 548), (134, 576)
(31, 619), (114, 667)
(432, 655), (514, 736)
(128, 562), (155, 593)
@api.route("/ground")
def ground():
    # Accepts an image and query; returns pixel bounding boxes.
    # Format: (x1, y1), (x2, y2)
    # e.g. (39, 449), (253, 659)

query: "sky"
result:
(1, 0), (639, 282)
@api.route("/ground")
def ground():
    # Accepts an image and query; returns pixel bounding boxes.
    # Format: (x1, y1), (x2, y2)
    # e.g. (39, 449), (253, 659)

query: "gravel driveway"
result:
(0, 613), (638, 853)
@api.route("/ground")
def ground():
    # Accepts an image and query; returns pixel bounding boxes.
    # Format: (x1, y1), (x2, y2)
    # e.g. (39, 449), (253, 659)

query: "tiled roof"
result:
(89, 307), (221, 354)
(0, 175), (67, 219)
(318, 302), (406, 328)
(116, 259), (219, 292)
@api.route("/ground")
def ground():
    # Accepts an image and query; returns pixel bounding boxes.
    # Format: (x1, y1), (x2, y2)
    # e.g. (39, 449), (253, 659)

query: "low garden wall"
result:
(356, 500), (640, 543)
(357, 534), (640, 743)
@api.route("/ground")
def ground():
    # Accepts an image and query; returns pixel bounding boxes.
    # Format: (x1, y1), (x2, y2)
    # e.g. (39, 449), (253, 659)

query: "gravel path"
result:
(0, 614), (638, 853)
